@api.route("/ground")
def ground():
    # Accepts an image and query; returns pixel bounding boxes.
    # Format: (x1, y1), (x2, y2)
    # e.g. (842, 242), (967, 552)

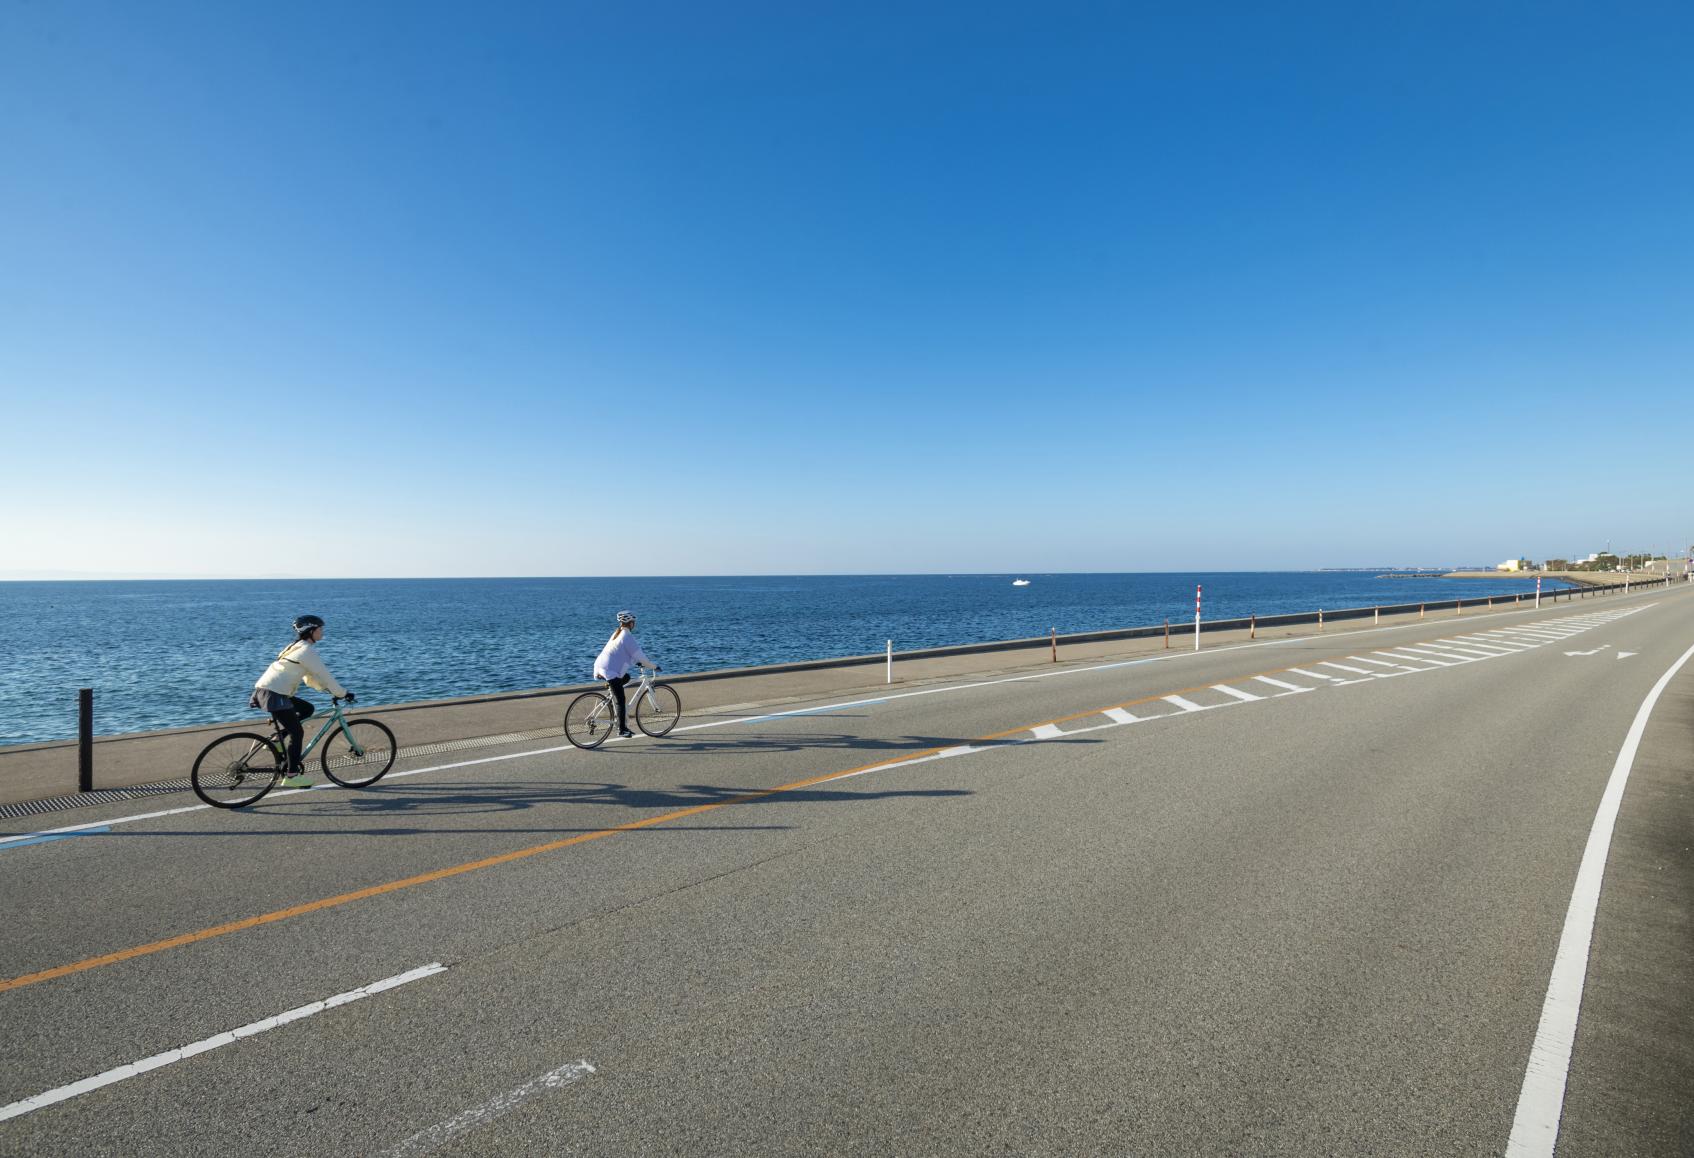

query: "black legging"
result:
(269, 696), (315, 773)
(606, 675), (630, 731)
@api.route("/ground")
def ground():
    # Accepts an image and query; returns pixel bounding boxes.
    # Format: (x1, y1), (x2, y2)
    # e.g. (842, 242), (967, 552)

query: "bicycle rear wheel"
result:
(320, 719), (398, 787)
(192, 732), (282, 808)
(635, 683), (682, 737)
(564, 691), (615, 749)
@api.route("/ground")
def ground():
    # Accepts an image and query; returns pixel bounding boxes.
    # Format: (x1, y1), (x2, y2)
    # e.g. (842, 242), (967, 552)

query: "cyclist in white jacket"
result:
(251, 614), (354, 787)
(593, 610), (658, 738)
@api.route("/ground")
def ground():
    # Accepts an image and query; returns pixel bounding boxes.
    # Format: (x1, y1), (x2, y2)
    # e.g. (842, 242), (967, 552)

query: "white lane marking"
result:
(1378, 649), (1456, 667)
(1285, 667), (1342, 683)
(1616, 651), (1637, 660)
(937, 745), (978, 758)
(0, 963), (446, 1123)
(1317, 661), (1375, 676)
(1349, 656), (1417, 673)
(1502, 630), (1565, 641)
(381, 1059), (598, 1157)
(1506, 638), (1694, 1158)
(1162, 695), (1209, 713)
(1563, 647), (1608, 657)
(1030, 724), (1065, 739)
(1426, 642), (1505, 658)
(1210, 685), (1263, 702)
(1253, 676), (1312, 694)
(1102, 708), (1141, 723)
(1456, 635), (1529, 651)
(2, 600), (1670, 848)
(1395, 646), (1477, 663)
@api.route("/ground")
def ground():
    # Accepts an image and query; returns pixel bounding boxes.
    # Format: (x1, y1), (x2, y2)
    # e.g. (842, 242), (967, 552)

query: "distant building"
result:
(1496, 558), (1529, 572)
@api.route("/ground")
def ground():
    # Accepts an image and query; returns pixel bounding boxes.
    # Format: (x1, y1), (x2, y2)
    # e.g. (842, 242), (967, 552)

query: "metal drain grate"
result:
(0, 727), (567, 822)
(0, 778), (197, 820)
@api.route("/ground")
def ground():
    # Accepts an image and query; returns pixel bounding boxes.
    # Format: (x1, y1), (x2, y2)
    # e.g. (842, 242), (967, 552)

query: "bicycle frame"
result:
(588, 670), (662, 725)
(279, 698), (366, 762)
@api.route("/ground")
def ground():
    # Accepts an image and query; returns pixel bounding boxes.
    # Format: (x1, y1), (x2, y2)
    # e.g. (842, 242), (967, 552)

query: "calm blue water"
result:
(0, 572), (1567, 745)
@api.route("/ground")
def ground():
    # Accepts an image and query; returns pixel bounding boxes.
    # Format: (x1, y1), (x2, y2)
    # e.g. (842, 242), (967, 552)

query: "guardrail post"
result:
(1318, 608), (1324, 632)
(1420, 603), (1425, 619)
(1050, 626), (1057, 663)
(1164, 618), (1170, 649)
(1250, 613), (1256, 639)
(886, 640), (892, 684)
(78, 688), (94, 793)
(1457, 598), (1463, 616)
(1374, 606), (1379, 626)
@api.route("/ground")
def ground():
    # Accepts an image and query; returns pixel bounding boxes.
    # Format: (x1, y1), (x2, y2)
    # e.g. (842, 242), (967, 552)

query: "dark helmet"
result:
(292, 614), (326, 636)
(616, 610), (636, 626)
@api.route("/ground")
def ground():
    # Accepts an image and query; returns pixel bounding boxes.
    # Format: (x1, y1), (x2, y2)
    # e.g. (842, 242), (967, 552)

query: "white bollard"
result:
(1194, 584), (1202, 652)
(886, 640), (892, 684)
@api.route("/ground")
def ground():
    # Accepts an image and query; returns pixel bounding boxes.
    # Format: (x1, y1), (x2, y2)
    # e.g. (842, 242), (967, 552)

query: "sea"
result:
(0, 571), (1567, 746)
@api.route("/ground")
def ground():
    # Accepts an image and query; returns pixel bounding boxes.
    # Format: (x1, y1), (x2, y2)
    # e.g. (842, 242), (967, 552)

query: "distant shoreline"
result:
(1442, 570), (1615, 588)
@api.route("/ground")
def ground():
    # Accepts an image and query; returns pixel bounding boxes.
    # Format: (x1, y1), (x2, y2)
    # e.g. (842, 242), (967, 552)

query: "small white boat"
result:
(1012, 578), (1030, 586)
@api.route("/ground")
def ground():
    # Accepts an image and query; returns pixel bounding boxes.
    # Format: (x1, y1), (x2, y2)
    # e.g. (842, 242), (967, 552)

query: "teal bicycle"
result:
(191, 697), (397, 808)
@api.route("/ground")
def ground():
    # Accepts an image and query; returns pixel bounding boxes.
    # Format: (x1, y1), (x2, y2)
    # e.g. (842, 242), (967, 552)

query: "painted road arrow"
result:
(1617, 651), (1637, 659)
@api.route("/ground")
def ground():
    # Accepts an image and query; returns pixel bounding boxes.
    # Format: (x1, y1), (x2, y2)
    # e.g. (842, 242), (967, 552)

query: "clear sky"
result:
(3, 1), (1690, 577)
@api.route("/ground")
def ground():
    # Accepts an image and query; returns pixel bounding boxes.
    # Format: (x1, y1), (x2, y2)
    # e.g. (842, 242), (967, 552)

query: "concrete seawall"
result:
(1, 576), (1670, 808)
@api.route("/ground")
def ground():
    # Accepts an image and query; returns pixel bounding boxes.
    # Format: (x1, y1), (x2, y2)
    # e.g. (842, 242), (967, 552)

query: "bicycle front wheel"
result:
(564, 692), (615, 750)
(320, 718), (398, 787)
(635, 683), (682, 737)
(192, 732), (282, 808)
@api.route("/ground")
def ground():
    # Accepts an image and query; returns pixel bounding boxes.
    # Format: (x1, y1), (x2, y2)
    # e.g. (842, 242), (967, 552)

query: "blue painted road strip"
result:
(1, 827), (110, 851)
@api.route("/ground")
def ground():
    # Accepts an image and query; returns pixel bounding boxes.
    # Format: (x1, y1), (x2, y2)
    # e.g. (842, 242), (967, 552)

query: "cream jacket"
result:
(254, 640), (349, 699)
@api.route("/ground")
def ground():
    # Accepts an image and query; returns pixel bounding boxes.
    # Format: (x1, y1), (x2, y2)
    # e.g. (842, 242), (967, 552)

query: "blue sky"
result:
(3, 1), (1690, 577)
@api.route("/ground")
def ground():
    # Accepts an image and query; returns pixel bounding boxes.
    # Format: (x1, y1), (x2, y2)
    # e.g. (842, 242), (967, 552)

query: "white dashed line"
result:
(1253, 676), (1314, 694)
(0, 964), (447, 1123)
(1162, 695), (1209, 713)
(381, 1059), (598, 1157)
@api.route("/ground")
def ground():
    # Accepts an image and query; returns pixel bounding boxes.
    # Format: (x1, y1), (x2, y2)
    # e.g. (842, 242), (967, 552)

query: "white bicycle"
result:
(563, 668), (681, 749)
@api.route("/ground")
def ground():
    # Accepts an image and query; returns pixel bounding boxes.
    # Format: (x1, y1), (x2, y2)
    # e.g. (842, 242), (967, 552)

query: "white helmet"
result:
(616, 610), (636, 626)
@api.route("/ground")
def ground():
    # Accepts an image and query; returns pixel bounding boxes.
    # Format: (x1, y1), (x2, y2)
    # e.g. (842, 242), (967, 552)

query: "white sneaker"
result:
(279, 774), (315, 789)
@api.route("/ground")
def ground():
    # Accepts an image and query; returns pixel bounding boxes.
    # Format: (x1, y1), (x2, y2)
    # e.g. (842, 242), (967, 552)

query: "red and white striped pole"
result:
(1194, 584), (1202, 651)
(1535, 575), (1541, 610)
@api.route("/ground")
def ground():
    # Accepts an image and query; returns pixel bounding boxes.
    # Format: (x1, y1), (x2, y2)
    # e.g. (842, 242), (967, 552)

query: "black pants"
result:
(269, 697), (315, 773)
(606, 675), (630, 731)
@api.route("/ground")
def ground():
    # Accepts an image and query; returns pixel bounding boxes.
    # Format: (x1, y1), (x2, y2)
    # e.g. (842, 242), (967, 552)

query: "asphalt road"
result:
(3, 587), (1692, 1156)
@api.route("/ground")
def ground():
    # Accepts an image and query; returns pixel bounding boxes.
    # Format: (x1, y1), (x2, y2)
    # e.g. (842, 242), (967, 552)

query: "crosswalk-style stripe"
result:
(1102, 708), (1140, 724)
(1162, 695), (1208, 712)
(1396, 646), (1475, 663)
(1457, 635), (1529, 651)
(1254, 676), (1313, 694)
(1427, 642), (1505, 658)
(1318, 661), (1376, 676)
(1350, 656), (1418, 672)
(1286, 667), (1343, 682)
(1211, 684), (1263, 702)
(1031, 724), (1064, 739)
(1378, 649), (1455, 667)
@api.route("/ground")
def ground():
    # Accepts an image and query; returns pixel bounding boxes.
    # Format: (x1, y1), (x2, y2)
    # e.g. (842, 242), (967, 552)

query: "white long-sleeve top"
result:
(593, 629), (653, 680)
(254, 640), (349, 699)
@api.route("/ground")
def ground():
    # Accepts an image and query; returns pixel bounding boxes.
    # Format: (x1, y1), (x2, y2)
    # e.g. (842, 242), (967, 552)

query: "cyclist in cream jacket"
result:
(593, 610), (658, 738)
(251, 614), (354, 787)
